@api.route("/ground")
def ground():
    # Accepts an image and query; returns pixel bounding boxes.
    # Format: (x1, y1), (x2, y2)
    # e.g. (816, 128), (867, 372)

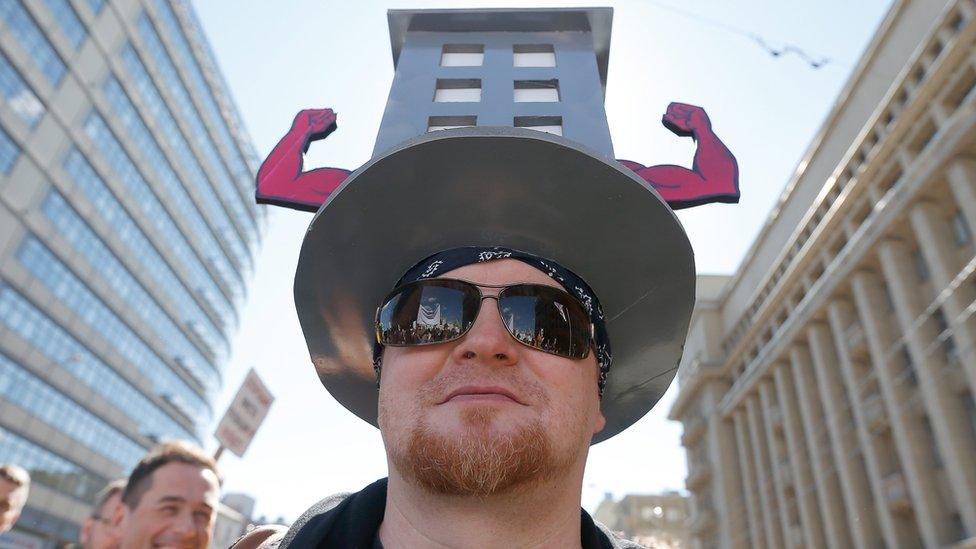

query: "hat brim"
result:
(294, 127), (694, 444)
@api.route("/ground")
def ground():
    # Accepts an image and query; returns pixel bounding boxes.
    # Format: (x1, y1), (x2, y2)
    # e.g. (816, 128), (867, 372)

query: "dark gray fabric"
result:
(275, 478), (644, 548)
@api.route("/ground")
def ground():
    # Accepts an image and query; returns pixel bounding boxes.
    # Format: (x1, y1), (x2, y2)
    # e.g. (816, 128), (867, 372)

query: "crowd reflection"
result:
(380, 320), (563, 353)
(381, 321), (465, 344)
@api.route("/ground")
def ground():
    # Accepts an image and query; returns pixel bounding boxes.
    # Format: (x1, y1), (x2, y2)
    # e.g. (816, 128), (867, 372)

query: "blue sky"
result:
(192, 0), (893, 522)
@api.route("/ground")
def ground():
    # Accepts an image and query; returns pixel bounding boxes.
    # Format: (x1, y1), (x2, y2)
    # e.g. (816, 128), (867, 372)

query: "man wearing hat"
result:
(238, 8), (738, 548)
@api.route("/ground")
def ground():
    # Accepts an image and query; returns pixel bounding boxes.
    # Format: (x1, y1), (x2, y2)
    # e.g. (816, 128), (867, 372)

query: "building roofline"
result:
(714, 0), (910, 307)
(387, 7), (613, 97)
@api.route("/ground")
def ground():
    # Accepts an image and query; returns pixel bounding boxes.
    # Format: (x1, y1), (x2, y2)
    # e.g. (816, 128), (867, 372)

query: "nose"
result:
(451, 297), (519, 366)
(171, 510), (196, 542)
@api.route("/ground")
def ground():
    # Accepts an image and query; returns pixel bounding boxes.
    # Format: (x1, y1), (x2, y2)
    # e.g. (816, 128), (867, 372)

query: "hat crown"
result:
(375, 8), (615, 158)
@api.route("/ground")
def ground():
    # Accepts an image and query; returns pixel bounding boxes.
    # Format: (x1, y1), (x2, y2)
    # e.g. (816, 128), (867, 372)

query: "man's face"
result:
(378, 259), (606, 496)
(114, 463), (219, 549)
(80, 491), (122, 549)
(0, 478), (26, 534)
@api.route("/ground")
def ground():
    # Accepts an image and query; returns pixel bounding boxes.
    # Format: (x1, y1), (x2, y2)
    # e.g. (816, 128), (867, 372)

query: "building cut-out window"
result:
(514, 80), (559, 102)
(440, 44), (484, 67)
(433, 79), (482, 102)
(513, 44), (555, 67)
(427, 115), (477, 132)
(515, 116), (562, 136)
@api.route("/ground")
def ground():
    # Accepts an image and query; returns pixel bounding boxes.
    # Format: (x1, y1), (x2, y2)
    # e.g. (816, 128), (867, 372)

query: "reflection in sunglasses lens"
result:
(378, 280), (589, 358)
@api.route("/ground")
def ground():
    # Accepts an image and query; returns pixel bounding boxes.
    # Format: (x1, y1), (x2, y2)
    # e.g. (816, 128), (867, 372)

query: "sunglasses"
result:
(375, 278), (595, 359)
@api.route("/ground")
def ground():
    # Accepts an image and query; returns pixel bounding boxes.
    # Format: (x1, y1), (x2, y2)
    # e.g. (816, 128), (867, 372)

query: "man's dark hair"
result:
(122, 441), (220, 509)
(90, 479), (126, 518)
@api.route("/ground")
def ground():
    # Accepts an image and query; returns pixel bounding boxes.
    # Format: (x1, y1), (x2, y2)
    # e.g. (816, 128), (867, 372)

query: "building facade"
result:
(212, 493), (257, 549)
(0, 0), (263, 545)
(377, 8), (614, 157)
(670, 0), (976, 548)
(594, 491), (691, 548)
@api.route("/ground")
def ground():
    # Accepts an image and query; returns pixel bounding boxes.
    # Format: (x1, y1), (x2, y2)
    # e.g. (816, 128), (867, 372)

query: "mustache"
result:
(416, 367), (549, 406)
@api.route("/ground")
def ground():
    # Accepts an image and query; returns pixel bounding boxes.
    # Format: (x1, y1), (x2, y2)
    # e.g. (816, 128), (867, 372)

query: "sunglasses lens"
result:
(377, 280), (479, 345)
(498, 285), (591, 358)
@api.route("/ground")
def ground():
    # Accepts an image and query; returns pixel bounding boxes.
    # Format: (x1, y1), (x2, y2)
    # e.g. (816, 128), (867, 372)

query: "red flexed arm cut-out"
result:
(617, 102), (739, 210)
(255, 108), (352, 212)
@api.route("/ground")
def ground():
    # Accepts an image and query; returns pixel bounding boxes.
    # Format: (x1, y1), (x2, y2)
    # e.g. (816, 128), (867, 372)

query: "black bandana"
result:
(372, 246), (612, 396)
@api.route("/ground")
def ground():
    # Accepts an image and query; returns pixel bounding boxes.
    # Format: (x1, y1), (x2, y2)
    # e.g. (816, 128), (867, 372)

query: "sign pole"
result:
(214, 444), (226, 462)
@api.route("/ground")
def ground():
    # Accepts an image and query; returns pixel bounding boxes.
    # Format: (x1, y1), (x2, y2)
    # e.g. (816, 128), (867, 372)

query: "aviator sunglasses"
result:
(375, 278), (595, 359)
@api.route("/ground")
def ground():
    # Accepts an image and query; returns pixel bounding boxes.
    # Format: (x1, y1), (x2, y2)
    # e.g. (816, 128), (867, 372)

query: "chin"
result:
(389, 407), (577, 497)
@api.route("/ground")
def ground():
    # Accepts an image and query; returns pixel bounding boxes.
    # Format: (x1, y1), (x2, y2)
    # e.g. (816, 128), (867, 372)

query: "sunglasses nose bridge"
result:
(456, 293), (521, 361)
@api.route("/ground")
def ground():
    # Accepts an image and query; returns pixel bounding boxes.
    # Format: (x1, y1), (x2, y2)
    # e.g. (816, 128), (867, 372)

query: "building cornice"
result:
(716, 0), (912, 313)
(719, 107), (976, 415)
(716, 0), (973, 387)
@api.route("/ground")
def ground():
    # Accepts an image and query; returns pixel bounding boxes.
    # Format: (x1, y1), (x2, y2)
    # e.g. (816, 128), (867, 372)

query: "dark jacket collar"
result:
(280, 478), (614, 549)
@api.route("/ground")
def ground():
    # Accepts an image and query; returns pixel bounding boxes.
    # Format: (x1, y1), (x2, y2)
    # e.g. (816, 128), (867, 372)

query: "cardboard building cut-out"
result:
(255, 8), (739, 213)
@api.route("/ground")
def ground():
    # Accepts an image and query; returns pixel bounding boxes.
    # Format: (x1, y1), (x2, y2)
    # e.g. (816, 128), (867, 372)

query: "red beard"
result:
(393, 406), (568, 496)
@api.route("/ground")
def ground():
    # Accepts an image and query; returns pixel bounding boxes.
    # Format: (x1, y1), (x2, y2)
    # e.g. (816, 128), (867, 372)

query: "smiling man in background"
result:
(79, 479), (125, 549)
(113, 441), (220, 549)
(0, 464), (29, 536)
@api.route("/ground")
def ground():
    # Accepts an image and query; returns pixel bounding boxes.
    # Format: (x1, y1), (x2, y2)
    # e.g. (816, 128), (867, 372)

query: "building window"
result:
(882, 283), (895, 311)
(0, 126), (18, 173)
(514, 44), (555, 67)
(440, 44), (484, 67)
(427, 115), (477, 132)
(932, 308), (958, 361)
(0, 51), (45, 127)
(921, 415), (944, 468)
(0, 0), (67, 85)
(514, 79), (560, 102)
(912, 249), (930, 281)
(0, 425), (107, 503)
(16, 237), (214, 419)
(950, 512), (967, 541)
(62, 147), (235, 333)
(0, 285), (194, 442)
(950, 210), (972, 246)
(42, 0), (86, 49)
(0, 352), (146, 469)
(963, 393), (976, 441)
(515, 116), (563, 136)
(144, 4), (256, 206)
(433, 79), (481, 102)
(899, 345), (917, 386)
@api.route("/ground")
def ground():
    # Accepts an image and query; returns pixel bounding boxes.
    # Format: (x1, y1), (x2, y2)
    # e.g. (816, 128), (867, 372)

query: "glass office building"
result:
(0, 0), (264, 545)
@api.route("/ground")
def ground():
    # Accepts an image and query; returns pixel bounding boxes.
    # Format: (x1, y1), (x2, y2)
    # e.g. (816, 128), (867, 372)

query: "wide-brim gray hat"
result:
(293, 126), (694, 444)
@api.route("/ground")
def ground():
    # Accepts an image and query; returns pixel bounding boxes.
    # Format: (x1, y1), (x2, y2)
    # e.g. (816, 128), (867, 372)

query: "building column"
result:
(746, 394), (785, 549)
(946, 158), (976, 239)
(702, 384), (749, 549)
(758, 379), (795, 547)
(826, 300), (908, 548)
(878, 239), (976, 533)
(807, 322), (881, 549)
(909, 201), (976, 395)
(733, 409), (766, 549)
(852, 270), (948, 548)
(773, 364), (826, 548)
(790, 345), (852, 549)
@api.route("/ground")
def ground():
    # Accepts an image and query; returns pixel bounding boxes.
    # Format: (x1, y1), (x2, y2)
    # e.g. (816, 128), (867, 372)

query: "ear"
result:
(79, 517), (93, 544)
(111, 499), (128, 531)
(592, 408), (606, 435)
